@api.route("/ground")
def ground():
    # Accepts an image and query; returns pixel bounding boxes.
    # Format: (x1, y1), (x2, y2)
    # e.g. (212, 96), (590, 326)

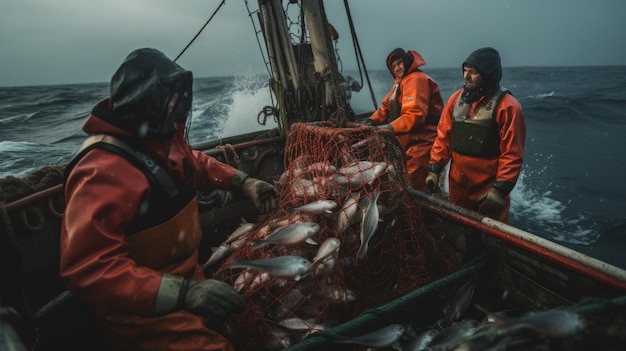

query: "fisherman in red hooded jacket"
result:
(426, 47), (526, 223)
(60, 48), (279, 350)
(365, 48), (444, 191)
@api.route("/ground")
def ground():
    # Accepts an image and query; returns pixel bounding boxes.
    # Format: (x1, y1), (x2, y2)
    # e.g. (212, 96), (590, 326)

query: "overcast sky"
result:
(1, 0), (625, 87)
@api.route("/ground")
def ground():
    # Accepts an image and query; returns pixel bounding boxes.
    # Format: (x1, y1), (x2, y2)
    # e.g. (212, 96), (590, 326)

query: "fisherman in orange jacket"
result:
(60, 48), (279, 351)
(365, 48), (444, 191)
(426, 47), (526, 223)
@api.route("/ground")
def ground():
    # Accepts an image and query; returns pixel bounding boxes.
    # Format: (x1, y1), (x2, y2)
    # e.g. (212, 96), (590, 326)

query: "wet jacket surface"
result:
(370, 50), (444, 191)
(60, 99), (239, 350)
(430, 89), (526, 222)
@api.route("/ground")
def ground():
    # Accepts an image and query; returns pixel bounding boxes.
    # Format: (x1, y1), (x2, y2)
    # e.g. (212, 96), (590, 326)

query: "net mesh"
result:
(214, 122), (461, 349)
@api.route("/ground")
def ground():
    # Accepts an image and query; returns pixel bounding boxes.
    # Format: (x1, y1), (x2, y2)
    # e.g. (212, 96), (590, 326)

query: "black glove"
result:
(183, 279), (246, 318)
(232, 170), (279, 214)
(478, 188), (506, 213)
(155, 275), (246, 319)
(425, 172), (440, 194)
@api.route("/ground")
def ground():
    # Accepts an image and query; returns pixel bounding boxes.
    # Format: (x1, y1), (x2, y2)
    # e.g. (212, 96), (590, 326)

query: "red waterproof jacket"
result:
(430, 89), (526, 222)
(60, 99), (238, 350)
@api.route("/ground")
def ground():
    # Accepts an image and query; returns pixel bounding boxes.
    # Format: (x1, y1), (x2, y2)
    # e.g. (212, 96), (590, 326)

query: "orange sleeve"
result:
(430, 89), (462, 168)
(369, 87), (393, 124)
(60, 149), (164, 316)
(495, 94), (526, 184)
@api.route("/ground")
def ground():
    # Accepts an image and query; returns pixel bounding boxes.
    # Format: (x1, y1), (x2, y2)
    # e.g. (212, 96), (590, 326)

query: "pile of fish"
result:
(300, 279), (621, 351)
(207, 124), (438, 349)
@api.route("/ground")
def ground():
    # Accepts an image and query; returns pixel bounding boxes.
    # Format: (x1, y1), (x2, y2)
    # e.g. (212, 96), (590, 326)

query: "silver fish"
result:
(335, 192), (361, 233)
(317, 284), (357, 303)
(356, 190), (381, 259)
(227, 255), (313, 281)
(250, 222), (320, 249)
(200, 244), (230, 269)
(256, 212), (311, 237)
(314, 256), (337, 277)
(293, 176), (333, 199)
(290, 199), (338, 215)
(330, 324), (406, 348)
(441, 279), (475, 327)
(402, 328), (439, 351)
(233, 269), (254, 292)
(225, 220), (255, 245)
(429, 319), (478, 347)
(335, 161), (388, 186)
(492, 309), (586, 338)
(278, 317), (326, 332)
(312, 237), (341, 265)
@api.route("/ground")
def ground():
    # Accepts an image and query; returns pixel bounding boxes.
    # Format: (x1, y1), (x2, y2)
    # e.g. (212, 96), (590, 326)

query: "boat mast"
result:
(256, 0), (348, 135)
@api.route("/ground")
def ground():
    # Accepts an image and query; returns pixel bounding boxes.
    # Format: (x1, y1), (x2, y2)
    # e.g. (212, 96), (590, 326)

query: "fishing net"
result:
(213, 121), (462, 350)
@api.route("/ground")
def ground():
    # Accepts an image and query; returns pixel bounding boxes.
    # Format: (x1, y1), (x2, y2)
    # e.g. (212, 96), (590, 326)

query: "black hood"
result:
(461, 47), (502, 102)
(108, 48), (192, 140)
(386, 48), (414, 78)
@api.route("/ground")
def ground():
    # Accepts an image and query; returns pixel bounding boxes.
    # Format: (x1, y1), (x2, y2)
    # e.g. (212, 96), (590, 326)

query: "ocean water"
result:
(1, 66), (625, 267)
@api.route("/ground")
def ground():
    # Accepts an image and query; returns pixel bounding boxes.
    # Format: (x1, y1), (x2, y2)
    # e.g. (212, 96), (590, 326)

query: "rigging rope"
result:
(174, 0), (226, 62)
(343, 0), (378, 110)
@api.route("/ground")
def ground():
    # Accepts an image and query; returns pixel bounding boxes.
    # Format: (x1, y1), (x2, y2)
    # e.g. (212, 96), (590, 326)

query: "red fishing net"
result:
(214, 121), (461, 350)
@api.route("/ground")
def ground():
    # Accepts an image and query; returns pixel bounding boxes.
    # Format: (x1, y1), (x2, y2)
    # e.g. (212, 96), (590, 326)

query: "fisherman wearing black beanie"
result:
(426, 47), (526, 224)
(460, 47), (502, 103)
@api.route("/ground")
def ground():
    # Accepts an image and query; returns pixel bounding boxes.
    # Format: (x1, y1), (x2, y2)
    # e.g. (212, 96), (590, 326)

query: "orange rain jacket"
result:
(369, 50), (443, 191)
(430, 89), (526, 223)
(60, 99), (239, 351)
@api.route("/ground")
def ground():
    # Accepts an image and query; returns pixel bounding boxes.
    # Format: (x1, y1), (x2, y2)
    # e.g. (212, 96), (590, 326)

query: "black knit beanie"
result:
(461, 47), (502, 102)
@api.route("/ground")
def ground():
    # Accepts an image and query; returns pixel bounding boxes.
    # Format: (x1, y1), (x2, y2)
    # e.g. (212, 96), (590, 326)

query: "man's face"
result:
(463, 65), (484, 91)
(391, 58), (404, 79)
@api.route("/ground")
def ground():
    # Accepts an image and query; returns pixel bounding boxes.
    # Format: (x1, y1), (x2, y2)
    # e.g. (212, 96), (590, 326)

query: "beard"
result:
(461, 82), (484, 103)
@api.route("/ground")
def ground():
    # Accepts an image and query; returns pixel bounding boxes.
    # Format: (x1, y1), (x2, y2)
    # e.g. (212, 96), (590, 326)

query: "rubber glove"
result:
(478, 188), (506, 213)
(232, 170), (279, 214)
(155, 275), (246, 319)
(425, 172), (440, 194)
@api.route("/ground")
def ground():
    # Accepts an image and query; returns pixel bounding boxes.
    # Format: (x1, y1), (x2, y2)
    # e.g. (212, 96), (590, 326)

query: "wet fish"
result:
(335, 192), (361, 233)
(233, 269), (254, 292)
(290, 200), (338, 215)
(250, 222), (320, 249)
(402, 328), (439, 351)
(316, 284), (357, 303)
(335, 161), (388, 186)
(200, 244), (230, 269)
(312, 237), (341, 265)
(356, 190), (381, 259)
(429, 319), (478, 347)
(297, 161), (337, 177)
(278, 317), (327, 332)
(256, 212), (311, 237)
(292, 175), (335, 200)
(441, 279), (475, 327)
(314, 256), (337, 277)
(491, 309), (587, 338)
(227, 255), (313, 281)
(225, 220), (255, 245)
(329, 324), (406, 348)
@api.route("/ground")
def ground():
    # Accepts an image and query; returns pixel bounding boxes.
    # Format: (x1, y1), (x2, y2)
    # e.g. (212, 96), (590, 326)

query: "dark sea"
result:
(1, 66), (625, 268)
